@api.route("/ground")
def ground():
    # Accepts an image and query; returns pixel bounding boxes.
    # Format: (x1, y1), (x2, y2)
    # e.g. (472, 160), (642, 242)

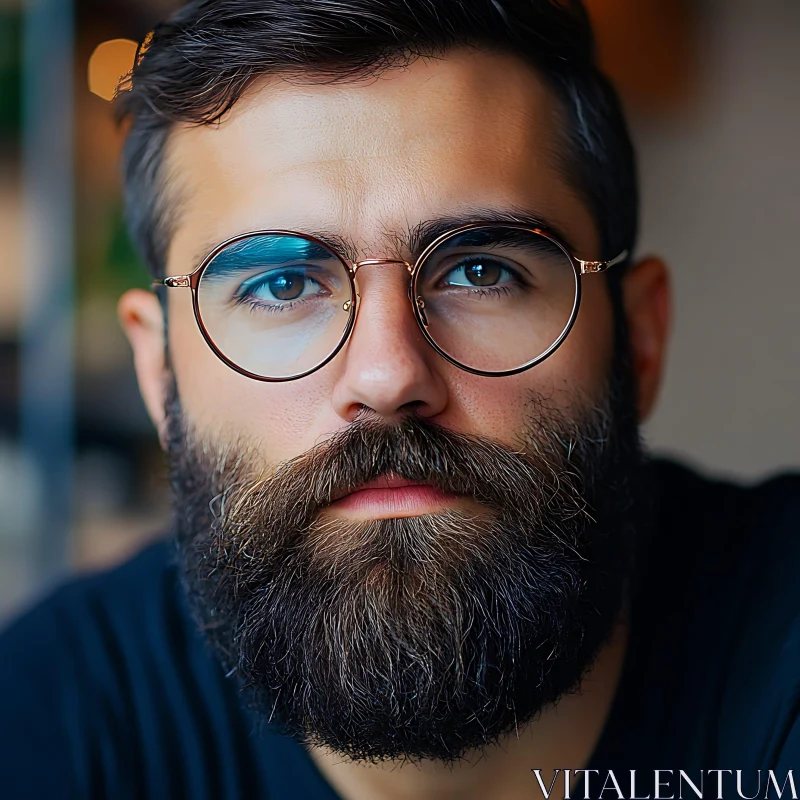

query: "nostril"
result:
(398, 399), (427, 418)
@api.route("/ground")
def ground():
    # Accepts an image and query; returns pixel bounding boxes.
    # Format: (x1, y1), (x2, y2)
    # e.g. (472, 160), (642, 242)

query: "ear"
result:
(118, 289), (170, 445)
(621, 257), (671, 422)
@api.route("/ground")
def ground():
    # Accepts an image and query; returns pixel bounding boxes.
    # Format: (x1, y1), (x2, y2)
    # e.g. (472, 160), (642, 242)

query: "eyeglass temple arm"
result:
(576, 249), (630, 275)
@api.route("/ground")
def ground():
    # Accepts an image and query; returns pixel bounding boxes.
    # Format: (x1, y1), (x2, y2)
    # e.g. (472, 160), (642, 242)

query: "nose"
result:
(330, 263), (448, 422)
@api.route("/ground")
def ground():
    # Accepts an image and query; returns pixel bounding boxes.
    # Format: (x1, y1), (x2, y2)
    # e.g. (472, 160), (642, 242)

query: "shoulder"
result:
(651, 457), (800, 538)
(0, 537), (184, 695)
(648, 458), (800, 585)
(646, 459), (800, 766)
(0, 539), (203, 797)
(0, 538), (180, 662)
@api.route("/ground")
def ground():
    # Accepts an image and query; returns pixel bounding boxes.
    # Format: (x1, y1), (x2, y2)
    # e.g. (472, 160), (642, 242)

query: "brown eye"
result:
(463, 260), (502, 286)
(440, 258), (510, 289)
(268, 273), (305, 300)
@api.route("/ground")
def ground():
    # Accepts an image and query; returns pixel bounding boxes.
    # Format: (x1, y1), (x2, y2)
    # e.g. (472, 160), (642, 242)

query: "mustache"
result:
(175, 409), (610, 552)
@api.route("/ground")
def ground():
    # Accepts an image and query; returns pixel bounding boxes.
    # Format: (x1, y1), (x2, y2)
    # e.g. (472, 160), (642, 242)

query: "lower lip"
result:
(326, 485), (458, 519)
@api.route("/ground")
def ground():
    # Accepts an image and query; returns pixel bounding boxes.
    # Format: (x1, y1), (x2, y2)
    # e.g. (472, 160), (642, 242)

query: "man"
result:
(1, 1), (798, 798)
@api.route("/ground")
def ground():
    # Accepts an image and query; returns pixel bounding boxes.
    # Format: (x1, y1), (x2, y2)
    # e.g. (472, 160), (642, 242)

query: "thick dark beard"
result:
(169, 348), (647, 764)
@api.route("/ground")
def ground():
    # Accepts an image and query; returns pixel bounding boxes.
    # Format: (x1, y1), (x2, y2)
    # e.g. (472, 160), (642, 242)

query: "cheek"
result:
(443, 275), (615, 446)
(563, 275), (617, 391)
(167, 290), (338, 462)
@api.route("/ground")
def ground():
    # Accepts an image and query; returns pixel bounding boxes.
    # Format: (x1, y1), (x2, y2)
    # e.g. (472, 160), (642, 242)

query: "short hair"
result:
(115, 0), (638, 280)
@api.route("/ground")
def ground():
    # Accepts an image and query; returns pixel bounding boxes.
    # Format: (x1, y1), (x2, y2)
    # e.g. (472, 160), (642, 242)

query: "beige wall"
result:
(635, 0), (800, 480)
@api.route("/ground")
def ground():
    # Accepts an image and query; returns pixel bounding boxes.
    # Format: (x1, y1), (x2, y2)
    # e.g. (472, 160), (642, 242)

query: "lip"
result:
(326, 473), (459, 519)
(330, 473), (432, 501)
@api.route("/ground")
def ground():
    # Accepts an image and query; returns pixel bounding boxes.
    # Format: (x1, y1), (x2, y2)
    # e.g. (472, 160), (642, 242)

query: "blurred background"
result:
(0, 0), (798, 622)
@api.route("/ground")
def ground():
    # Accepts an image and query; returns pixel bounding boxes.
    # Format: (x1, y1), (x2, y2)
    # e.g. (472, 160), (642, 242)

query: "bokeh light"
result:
(88, 38), (137, 101)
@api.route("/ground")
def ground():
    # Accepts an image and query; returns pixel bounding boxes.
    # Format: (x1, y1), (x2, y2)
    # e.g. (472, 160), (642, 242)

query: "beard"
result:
(169, 343), (648, 764)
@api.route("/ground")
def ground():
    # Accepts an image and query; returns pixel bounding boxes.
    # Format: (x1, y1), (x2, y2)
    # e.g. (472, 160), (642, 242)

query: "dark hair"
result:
(115, 0), (638, 279)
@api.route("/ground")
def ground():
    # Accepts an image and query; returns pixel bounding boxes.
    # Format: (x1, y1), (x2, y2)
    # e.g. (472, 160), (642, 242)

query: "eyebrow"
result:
(187, 206), (579, 271)
(200, 236), (338, 282)
(402, 207), (579, 258)
(190, 230), (355, 271)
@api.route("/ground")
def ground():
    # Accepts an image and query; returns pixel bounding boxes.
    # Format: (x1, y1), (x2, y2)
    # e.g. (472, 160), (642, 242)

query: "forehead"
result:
(166, 48), (596, 265)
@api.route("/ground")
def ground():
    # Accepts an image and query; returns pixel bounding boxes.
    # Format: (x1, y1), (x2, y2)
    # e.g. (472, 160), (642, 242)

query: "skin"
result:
(120, 48), (670, 800)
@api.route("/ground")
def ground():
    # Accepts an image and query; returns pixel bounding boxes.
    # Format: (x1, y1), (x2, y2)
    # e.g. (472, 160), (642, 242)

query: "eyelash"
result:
(235, 296), (304, 314)
(467, 285), (517, 299)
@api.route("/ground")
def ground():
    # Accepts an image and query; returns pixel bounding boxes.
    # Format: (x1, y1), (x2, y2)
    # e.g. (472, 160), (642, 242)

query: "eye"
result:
(264, 272), (305, 301)
(237, 267), (328, 305)
(440, 257), (517, 288)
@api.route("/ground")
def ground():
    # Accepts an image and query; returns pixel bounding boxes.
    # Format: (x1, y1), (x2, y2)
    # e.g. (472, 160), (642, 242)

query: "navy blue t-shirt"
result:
(1, 460), (799, 799)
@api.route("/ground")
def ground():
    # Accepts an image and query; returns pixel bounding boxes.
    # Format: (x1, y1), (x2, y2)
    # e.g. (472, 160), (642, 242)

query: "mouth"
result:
(325, 472), (461, 520)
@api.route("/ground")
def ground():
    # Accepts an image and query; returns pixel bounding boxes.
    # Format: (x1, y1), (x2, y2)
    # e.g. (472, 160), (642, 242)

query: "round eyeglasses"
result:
(155, 223), (628, 381)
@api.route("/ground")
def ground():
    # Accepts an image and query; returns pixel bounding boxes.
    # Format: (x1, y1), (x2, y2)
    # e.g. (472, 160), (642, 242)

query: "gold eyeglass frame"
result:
(154, 222), (628, 382)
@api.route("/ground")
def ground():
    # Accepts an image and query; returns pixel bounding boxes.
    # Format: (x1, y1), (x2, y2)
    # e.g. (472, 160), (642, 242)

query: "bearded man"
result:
(1, 1), (798, 799)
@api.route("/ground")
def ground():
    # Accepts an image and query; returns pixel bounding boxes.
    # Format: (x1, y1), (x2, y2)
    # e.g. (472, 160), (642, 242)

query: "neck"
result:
(309, 617), (629, 800)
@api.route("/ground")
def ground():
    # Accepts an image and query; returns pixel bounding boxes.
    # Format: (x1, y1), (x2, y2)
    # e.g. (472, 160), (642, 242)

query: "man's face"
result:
(121, 48), (669, 762)
(164, 49), (616, 456)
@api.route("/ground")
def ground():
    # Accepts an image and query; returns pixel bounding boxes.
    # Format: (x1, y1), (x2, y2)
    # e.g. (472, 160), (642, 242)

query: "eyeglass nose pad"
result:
(415, 296), (429, 328)
(343, 293), (361, 314)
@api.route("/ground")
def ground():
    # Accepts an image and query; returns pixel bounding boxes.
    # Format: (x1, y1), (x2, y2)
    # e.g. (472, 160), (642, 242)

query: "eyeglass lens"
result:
(415, 226), (579, 373)
(197, 234), (354, 379)
(195, 226), (579, 380)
